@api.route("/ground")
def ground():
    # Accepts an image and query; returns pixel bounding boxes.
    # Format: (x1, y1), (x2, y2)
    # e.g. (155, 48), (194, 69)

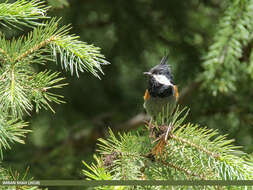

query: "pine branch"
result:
(0, 63), (34, 117)
(82, 155), (113, 180)
(31, 70), (67, 113)
(0, 0), (49, 29)
(168, 133), (220, 159)
(0, 166), (10, 188)
(158, 158), (206, 180)
(50, 20), (110, 78)
(5, 18), (109, 78)
(0, 33), (14, 63)
(1, 167), (48, 190)
(0, 115), (30, 159)
(0, 17), (109, 117)
(0, 58), (68, 117)
(82, 107), (253, 189)
(200, 0), (253, 95)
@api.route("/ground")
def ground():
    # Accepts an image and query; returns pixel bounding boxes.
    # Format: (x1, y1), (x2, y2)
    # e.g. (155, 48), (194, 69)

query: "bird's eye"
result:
(153, 70), (159, 75)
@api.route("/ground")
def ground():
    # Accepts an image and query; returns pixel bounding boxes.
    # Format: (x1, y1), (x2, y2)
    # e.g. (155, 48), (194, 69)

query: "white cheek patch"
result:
(153, 74), (172, 86)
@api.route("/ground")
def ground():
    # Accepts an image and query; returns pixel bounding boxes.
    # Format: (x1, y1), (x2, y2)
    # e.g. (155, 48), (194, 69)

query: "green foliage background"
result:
(2, 0), (253, 189)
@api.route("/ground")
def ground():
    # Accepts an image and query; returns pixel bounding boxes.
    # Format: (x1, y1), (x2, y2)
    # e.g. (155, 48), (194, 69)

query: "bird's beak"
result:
(143, 72), (152, 76)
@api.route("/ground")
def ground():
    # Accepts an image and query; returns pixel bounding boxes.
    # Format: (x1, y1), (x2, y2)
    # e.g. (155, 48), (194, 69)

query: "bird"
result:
(143, 55), (178, 138)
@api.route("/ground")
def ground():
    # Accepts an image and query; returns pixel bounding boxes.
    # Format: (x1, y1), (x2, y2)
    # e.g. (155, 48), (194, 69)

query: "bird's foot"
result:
(149, 124), (155, 139)
(145, 119), (155, 139)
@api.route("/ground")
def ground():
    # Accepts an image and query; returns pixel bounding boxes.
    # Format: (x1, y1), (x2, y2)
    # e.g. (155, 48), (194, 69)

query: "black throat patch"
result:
(148, 77), (173, 98)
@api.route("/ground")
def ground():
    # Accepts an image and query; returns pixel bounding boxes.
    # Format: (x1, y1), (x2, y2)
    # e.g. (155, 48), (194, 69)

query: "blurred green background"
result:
(3, 0), (253, 189)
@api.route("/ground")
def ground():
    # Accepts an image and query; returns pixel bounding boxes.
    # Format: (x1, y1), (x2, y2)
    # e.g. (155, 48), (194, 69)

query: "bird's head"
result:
(144, 55), (174, 86)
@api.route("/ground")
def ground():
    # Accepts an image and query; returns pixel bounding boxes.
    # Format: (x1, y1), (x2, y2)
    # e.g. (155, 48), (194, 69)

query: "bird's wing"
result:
(144, 89), (150, 100)
(173, 85), (179, 101)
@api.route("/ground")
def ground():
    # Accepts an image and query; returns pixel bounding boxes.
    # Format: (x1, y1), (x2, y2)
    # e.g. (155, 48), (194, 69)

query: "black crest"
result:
(160, 55), (169, 65)
(148, 55), (173, 82)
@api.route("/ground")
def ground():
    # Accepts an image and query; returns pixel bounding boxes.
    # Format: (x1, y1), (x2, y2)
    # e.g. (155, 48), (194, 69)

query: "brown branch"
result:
(15, 35), (57, 62)
(114, 113), (150, 131)
(178, 81), (201, 104)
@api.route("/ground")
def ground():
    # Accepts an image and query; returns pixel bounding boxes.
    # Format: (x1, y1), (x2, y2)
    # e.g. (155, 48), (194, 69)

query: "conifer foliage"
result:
(83, 107), (253, 189)
(200, 0), (253, 95)
(0, 0), (108, 189)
